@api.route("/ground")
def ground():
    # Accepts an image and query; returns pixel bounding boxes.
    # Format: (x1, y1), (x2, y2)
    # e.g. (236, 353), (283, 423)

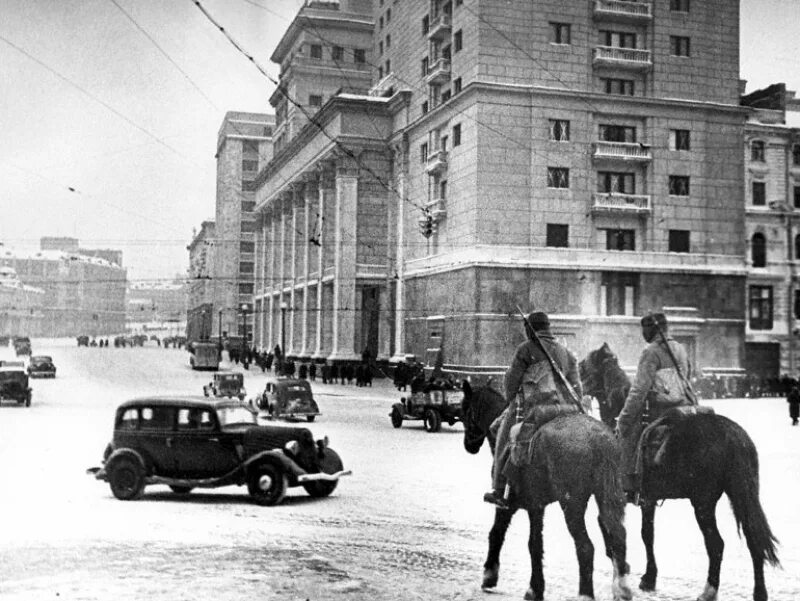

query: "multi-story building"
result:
(0, 240), (126, 336)
(254, 0), (748, 376)
(0, 266), (44, 337)
(186, 220), (217, 341)
(214, 112), (274, 342)
(741, 83), (800, 378)
(127, 280), (187, 336)
(40, 236), (123, 267)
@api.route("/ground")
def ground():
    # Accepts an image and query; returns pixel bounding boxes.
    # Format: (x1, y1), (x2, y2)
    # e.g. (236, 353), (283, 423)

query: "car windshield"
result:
(216, 404), (256, 426)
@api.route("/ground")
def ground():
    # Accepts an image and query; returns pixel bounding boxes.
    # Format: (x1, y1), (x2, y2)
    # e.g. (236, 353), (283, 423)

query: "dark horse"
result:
(461, 382), (632, 601)
(581, 344), (780, 601)
(580, 342), (630, 427)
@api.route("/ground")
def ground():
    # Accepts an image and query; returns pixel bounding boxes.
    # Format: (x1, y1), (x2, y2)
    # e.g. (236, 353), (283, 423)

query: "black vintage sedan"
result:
(28, 355), (56, 378)
(86, 396), (349, 505)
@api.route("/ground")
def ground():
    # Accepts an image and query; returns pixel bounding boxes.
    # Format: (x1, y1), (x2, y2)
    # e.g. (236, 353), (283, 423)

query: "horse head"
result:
(582, 343), (630, 426)
(461, 380), (506, 455)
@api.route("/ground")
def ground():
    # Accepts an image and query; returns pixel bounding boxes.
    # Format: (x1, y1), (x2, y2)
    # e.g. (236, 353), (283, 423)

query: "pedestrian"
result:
(394, 360), (408, 391)
(484, 311), (582, 510)
(616, 312), (695, 503)
(788, 384), (800, 426)
(299, 363), (308, 380)
(308, 362), (317, 381)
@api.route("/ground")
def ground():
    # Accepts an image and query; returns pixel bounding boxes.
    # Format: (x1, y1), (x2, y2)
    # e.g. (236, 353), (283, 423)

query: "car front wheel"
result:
(247, 462), (287, 506)
(390, 407), (403, 428)
(108, 456), (145, 500)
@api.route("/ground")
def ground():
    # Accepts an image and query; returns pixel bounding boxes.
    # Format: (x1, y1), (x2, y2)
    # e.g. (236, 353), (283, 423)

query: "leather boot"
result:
(483, 489), (510, 510)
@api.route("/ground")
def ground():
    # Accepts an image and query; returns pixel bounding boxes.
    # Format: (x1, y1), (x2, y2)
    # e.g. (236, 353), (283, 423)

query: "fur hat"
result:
(527, 311), (550, 331)
(640, 312), (667, 328)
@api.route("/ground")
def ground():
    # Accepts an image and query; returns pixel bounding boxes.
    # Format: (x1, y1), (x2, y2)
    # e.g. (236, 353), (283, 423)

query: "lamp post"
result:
(240, 303), (250, 349)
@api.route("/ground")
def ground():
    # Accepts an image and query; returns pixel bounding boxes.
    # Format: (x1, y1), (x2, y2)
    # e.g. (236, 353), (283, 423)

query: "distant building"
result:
(186, 220), (216, 341)
(0, 242), (126, 336)
(741, 83), (800, 378)
(127, 279), (187, 336)
(40, 236), (123, 267)
(214, 111), (274, 342)
(0, 266), (44, 337)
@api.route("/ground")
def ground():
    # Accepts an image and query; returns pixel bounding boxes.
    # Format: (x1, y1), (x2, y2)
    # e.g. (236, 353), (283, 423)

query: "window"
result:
(550, 22), (571, 45)
(239, 283), (254, 295)
(547, 167), (569, 188)
(386, 8), (391, 22)
(453, 77), (462, 93)
(454, 30), (463, 52)
(440, 135), (448, 152)
(793, 144), (800, 166)
(752, 181), (766, 205)
(240, 221), (256, 233)
(139, 407), (173, 430)
(421, 56), (429, 76)
(606, 229), (635, 251)
(379, 15), (383, 29)
(749, 286), (773, 330)
(669, 175), (690, 196)
(119, 408), (138, 430)
(546, 224), (569, 248)
(601, 272), (638, 316)
(421, 142), (428, 163)
(599, 124), (636, 143)
(794, 185), (800, 209)
(378, 41), (383, 55)
(422, 15), (430, 34)
(422, 101), (429, 114)
(378, 66), (383, 79)
(751, 140), (765, 162)
(599, 30), (636, 48)
(597, 172), (635, 194)
(796, 234), (800, 263)
(751, 233), (766, 267)
(441, 89), (451, 103)
(669, 36), (690, 57)
(549, 119), (570, 141)
(670, 0), (690, 12)
(310, 44), (323, 59)
(795, 288), (800, 320)
(354, 49), (366, 64)
(239, 261), (254, 274)
(668, 230), (690, 253)
(332, 46), (344, 61)
(178, 408), (213, 431)
(242, 159), (259, 172)
(439, 179), (447, 199)
(240, 241), (255, 253)
(386, 34), (391, 49)
(603, 78), (634, 95)
(309, 94), (323, 107)
(242, 140), (258, 154)
(442, 44), (452, 61)
(242, 180), (257, 192)
(453, 123), (461, 146)
(384, 59), (391, 73)
(670, 129), (691, 151)
(241, 201), (255, 213)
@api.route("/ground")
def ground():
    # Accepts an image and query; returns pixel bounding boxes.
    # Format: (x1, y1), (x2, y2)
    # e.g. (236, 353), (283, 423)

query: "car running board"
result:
(297, 469), (352, 483)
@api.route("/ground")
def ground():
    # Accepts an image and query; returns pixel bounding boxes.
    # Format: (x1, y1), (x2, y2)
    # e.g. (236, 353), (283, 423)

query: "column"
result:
(391, 145), (408, 362)
(300, 178), (313, 357)
(329, 159), (360, 361)
(313, 171), (327, 358)
(288, 187), (299, 355)
(267, 211), (277, 348)
(279, 195), (288, 354)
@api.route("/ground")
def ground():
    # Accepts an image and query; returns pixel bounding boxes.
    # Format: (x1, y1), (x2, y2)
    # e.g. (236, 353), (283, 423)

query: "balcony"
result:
(593, 141), (652, 162)
(428, 14), (452, 41)
(593, 0), (652, 21)
(591, 192), (651, 213)
(593, 46), (652, 70)
(369, 72), (397, 97)
(425, 149), (448, 174)
(426, 58), (451, 85)
(425, 197), (447, 220)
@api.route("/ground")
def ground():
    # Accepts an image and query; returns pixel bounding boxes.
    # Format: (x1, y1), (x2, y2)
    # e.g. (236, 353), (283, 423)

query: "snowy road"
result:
(0, 341), (797, 600)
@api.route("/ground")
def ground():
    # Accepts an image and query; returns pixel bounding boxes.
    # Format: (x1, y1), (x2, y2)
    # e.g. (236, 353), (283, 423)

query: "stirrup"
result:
(483, 491), (510, 510)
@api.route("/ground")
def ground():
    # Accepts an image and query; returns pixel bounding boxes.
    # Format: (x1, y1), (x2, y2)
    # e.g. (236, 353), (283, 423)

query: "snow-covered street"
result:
(0, 340), (797, 600)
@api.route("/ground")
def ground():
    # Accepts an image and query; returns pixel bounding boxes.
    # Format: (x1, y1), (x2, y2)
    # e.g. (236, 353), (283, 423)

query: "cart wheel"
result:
(424, 408), (442, 433)
(390, 407), (403, 429)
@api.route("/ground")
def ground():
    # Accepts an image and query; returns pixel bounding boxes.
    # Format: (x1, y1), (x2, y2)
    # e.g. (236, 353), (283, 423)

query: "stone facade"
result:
(214, 112), (274, 341)
(741, 84), (800, 378)
(186, 220), (216, 341)
(252, 0), (749, 376)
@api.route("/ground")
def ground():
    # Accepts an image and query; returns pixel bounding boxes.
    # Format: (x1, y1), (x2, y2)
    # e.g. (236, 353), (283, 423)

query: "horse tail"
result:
(594, 446), (625, 528)
(724, 424), (780, 567)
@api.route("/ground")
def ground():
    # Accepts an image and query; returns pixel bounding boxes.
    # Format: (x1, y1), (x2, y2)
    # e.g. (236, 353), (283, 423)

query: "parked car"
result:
(256, 379), (321, 422)
(0, 366), (32, 407)
(86, 396), (350, 505)
(77, 335), (90, 347)
(203, 372), (246, 400)
(28, 355), (56, 378)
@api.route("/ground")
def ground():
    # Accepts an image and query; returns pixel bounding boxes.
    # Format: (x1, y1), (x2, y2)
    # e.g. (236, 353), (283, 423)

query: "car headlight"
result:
(284, 440), (299, 455)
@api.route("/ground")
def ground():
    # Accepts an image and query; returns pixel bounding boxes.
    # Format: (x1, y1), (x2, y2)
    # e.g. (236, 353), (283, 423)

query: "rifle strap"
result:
(657, 331), (697, 405)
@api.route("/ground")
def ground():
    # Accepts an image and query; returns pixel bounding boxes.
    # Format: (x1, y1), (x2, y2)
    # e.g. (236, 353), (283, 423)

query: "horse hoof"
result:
(696, 583), (718, 601)
(639, 576), (656, 592)
(482, 564), (499, 589)
(523, 587), (543, 601)
(613, 575), (633, 601)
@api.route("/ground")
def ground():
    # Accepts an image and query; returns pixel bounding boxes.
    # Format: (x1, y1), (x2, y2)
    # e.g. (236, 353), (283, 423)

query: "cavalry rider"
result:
(616, 312), (694, 501)
(484, 311), (582, 510)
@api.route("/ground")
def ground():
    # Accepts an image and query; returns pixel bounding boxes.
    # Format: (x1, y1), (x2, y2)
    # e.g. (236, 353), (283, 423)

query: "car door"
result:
(171, 408), (240, 478)
(135, 405), (177, 475)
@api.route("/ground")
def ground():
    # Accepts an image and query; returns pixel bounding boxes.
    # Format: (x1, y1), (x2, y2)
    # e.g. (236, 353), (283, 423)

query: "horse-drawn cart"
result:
(389, 386), (464, 432)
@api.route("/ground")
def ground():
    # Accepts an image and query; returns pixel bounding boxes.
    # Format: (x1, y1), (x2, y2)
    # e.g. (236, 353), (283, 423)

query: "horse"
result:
(581, 344), (780, 601)
(579, 342), (630, 427)
(461, 381), (632, 601)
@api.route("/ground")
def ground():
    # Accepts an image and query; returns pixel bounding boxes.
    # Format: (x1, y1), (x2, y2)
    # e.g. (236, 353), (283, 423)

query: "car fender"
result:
(244, 449), (306, 479)
(105, 448), (147, 473)
(390, 402), (405, 416)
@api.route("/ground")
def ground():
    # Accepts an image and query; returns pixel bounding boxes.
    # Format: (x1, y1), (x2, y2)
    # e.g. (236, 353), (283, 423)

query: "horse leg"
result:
(560, 498), (595, 600)
(523, 506), (545, 601)
(692, 496), (724, 601)
(639, 500), (658, 591)
(482, 507), (513, 589)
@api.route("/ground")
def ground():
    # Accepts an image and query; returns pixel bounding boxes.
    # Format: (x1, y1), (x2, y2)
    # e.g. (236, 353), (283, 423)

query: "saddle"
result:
(636, 405), (715, 474)
(508, 404), (580, 467)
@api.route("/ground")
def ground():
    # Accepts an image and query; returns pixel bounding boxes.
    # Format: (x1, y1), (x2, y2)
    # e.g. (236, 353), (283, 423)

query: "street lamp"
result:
(240, 303), (250, 350)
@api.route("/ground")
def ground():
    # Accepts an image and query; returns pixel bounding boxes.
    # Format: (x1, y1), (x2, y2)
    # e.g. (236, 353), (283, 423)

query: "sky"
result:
(0, 0), (798, 284)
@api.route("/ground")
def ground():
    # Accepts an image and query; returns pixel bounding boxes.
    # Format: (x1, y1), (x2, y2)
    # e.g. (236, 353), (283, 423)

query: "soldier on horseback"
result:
(483, 311), (582, 510)
(616, 312), (695, 502)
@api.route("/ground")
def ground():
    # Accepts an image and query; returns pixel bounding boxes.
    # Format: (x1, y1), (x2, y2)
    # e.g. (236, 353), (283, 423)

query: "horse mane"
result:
(582, 343), (631, 425)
